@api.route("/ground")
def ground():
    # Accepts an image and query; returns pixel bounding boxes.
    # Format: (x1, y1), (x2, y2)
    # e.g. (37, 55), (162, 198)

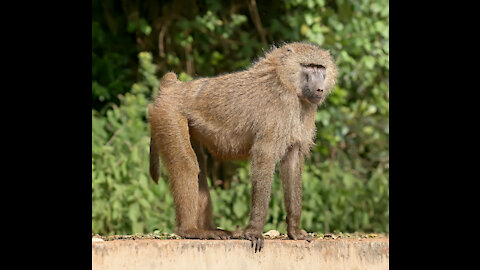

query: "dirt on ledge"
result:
(92, 231), (387, 242)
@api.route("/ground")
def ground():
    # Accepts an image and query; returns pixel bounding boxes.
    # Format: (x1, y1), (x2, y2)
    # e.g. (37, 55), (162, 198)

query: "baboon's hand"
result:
(288, 230), (313, 242)
(244, 229), (264, 252)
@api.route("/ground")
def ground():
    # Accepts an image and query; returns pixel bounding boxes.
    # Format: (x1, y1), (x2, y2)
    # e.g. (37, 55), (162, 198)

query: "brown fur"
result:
(149, 42), (337, 251)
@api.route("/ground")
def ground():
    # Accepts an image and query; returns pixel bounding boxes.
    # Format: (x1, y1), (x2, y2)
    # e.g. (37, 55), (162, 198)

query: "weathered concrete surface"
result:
(92, 238), (388, 270)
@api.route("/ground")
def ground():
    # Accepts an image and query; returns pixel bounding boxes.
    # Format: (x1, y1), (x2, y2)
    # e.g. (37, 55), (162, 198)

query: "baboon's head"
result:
(271, 42), (337, 105)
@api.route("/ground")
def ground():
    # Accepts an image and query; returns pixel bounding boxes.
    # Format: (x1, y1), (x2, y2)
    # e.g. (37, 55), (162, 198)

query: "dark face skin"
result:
(300, 64), (326, 104)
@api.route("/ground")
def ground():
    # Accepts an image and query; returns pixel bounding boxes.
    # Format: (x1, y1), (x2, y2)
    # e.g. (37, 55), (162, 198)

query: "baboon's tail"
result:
(148, 105), (160, 184)
(149, 137), (160, 184)
(149, 73), (178, 183)
(159, 72), (178, 88)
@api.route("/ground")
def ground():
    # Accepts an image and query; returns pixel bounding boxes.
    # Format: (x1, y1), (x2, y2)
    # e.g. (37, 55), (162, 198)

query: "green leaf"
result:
(364, 56), (375, 69)
(139, 19), (151, 35)
(127, 21), (137, 33)
(233, 200), (247, 217)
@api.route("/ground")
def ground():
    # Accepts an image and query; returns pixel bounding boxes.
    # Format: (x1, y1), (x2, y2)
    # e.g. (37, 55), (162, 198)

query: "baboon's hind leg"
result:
(151, 106), (229, 240)
(191, 139), (216, 230)
(192, 139), (237, 239)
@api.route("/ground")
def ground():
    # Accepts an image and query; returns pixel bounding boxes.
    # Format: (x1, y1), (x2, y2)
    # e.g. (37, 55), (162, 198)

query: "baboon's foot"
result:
(209, 228), (239, 238)
(177, 228), (230, 240)
(287, 229), (313, 242)
(221, 229), (244, 239)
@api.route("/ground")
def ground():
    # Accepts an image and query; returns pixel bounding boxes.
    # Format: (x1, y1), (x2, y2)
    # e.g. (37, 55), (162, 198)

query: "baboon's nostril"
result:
(317, 89), (324, 93)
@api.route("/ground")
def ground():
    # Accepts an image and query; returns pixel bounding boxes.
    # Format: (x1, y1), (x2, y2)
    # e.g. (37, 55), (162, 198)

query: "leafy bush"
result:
(92, 0), (389, 235)
(92, 53), (173, 234)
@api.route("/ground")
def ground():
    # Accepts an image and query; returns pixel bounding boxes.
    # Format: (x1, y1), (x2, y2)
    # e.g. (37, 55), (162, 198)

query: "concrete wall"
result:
(92, 238), (388, 270)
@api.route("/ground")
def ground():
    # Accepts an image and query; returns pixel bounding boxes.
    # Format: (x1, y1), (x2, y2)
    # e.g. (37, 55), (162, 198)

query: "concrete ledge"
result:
(92, 238), (388, 270)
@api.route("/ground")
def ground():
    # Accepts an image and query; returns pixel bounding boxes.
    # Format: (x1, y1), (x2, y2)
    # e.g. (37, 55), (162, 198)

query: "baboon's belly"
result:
(189, 124), (252, 161)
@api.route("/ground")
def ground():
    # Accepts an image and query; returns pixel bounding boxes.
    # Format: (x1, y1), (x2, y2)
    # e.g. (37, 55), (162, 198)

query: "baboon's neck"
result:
(247, 59), (293, 95)
(300, 99), (317, 122)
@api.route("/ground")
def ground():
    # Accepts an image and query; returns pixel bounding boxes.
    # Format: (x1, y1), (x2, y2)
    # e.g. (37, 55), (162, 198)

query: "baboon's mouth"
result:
(309, 96), (323, 104)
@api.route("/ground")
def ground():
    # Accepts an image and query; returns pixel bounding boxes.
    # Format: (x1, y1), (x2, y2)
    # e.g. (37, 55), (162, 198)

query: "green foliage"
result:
(92, 0), (389, 235)
(92, 52), (172, 234)
(92, 11), (136, 111)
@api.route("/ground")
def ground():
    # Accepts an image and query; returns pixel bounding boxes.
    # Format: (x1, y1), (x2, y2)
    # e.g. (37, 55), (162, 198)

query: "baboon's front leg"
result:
(279, 145), (313, 242)
(244, 148), (276, 252)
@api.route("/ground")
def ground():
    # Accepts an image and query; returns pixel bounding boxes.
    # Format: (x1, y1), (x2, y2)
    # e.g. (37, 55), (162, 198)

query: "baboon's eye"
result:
(301, 64), (324, 68)
(301, 64), (326, 70)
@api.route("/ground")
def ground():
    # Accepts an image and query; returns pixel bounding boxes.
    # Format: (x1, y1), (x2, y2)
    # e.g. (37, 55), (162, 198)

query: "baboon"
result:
(149, 42), (337, 252)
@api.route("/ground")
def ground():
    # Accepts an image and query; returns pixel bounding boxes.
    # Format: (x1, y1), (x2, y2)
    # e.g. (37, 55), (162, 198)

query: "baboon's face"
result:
(275, 43), (335, 105)
(299, 64), (326, 104)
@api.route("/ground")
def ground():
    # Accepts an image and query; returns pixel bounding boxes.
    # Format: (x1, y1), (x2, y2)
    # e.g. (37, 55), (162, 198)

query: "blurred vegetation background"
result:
(92, 0), (389, 235)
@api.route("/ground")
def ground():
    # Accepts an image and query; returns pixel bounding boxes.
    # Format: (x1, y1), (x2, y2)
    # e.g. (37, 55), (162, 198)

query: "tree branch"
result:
(247, 0), (268, 46)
